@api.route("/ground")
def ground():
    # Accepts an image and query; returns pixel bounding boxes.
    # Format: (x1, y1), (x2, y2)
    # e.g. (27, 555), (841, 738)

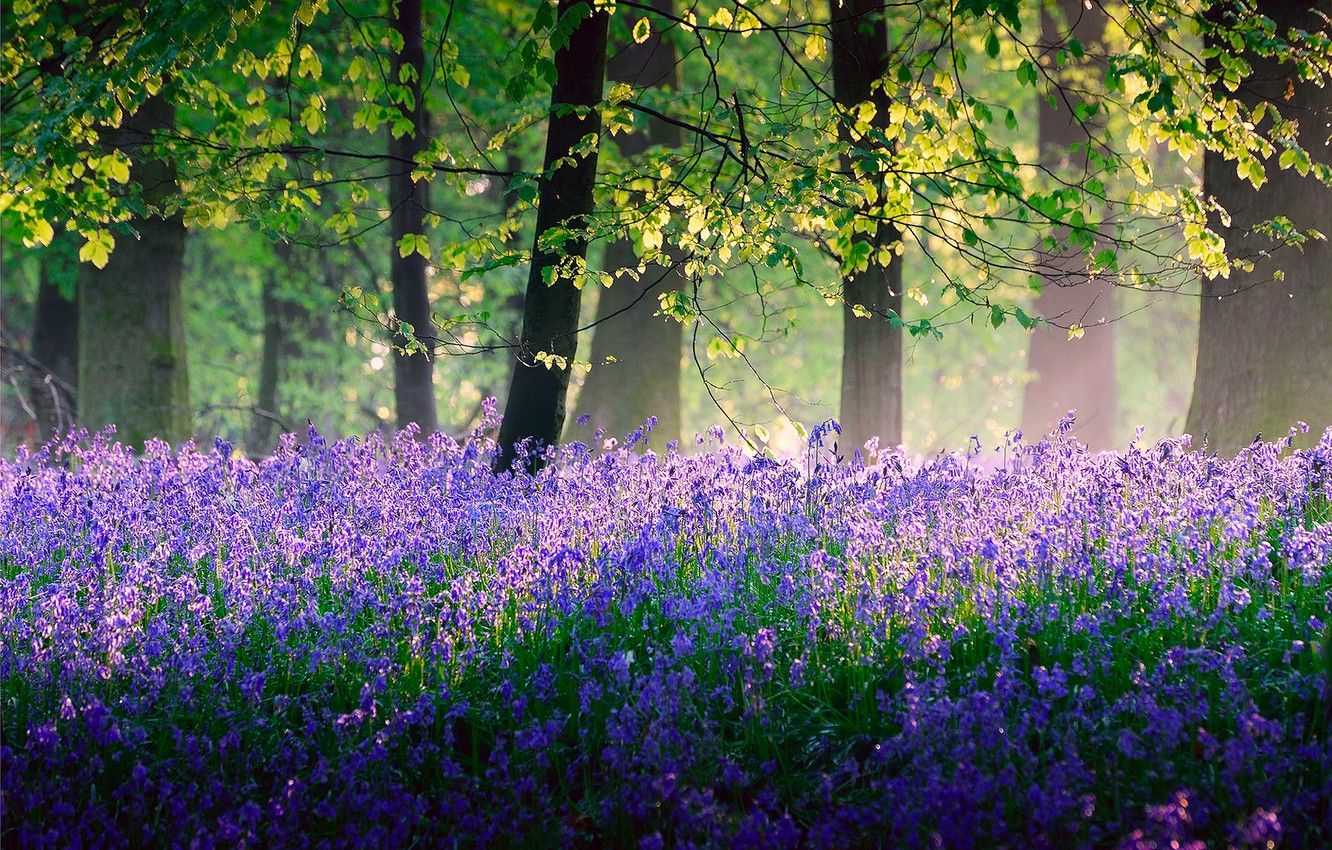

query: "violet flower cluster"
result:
(2, 412), (1330, 849)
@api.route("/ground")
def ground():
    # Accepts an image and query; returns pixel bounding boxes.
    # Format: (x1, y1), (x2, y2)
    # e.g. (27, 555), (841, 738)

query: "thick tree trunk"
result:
(30, 240), (78, 442)
(831, 0), (902, 455)
(497, 0), (609, 470)
(79, 94), (191, 446)
(1186, 1), (1332, 453)
(572, 0), (684, 448)
(389, 0), (438, 435)
(1021, 0), (1118, 450)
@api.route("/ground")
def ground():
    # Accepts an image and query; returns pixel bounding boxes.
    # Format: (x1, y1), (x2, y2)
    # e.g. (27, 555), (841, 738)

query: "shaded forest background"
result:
(1, 220), (1198, 455)
(2, 0), (1326, 458)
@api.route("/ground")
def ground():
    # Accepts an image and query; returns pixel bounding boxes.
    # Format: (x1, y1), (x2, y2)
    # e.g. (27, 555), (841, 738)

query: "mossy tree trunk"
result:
(497, 0), (609, 470)
(78, 94), (191, 446)
(1186, 0), (1332, 453)
(572, 0), (684, 448)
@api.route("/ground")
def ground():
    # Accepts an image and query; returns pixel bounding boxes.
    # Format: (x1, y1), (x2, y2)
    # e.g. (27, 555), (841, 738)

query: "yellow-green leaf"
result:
(397, 233), (431, 260)
(633, 16), (651, 44)
(348, 56), (371, 83)
(106, 153), (131, 184)
(803, 34), (825, 62)
(27, 217), (54, 247)
(301, 99), (325, 134)
(79, 231), (114, 269)
(296, 44), (322, 80)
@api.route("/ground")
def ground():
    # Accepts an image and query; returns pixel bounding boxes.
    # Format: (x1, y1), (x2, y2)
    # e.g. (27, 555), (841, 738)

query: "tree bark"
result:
(485, 151), (527, 413)
(29, 239), (78, 442)
(1020, 0), (1118, 450)
(250, 241), (297, 453)
(1186, 1), (1332, 453)
(78, 94), (191, 447)
(497, 0), (610, 470)
(572, 0), (684, 448)
(252, 272), (282, 452)
(831, 0), (902, 455)
(389, 0), (438, 435)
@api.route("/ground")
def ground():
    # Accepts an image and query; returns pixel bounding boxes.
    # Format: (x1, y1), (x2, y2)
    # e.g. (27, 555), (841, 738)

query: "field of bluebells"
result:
(3, 410), (1331, 849)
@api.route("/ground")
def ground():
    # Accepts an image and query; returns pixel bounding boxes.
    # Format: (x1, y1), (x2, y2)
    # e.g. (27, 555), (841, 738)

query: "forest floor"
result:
(3, 427), (1331, 848)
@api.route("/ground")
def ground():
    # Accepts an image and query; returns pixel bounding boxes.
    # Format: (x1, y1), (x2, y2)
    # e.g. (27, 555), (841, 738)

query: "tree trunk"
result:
(389, 0), (438, 435)
(250, 241), (296, 453)
(831, 0), (902, 455)
(78, 94), (191, 447)
(486, 151), (527, 413)
(30, 239), (78, 442)
(1186, 1), (1332, 453)
(1021, 0), (1118, 450)
(497, 0), (610, 470)
(252, 273), (282, 452)
(572, 0), (684, 448)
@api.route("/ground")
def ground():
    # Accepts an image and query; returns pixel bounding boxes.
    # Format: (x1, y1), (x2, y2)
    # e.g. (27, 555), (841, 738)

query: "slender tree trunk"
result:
(252, 274), (282, 452)
(486, 151), (527, 413)
(1021, 0), (1118, 450)
(389, 0), (438, 435)
(573, 0), (684, 448)
(79, 94), (190, 446)
(250, 241), (296, 453)
(1186, 1), (1332, 453)
(831, 0), (902, 455)
(29, 239), (78, 442)
(497, 0), (610, 470)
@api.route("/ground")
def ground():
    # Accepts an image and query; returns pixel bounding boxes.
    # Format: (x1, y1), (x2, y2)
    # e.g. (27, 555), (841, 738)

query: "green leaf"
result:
(841, 240), (872, 274)
(1016, 59), (1038, 86)
(989, 304), (1005, 328)
(296, 4), (314, 25)
(397, 233), (430, 260)
(1279, 146), (1311, 176)
(1238, 157), (1267, 190)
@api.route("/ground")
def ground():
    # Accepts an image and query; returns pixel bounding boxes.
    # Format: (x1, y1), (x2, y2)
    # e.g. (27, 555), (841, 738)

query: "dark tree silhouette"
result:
(497, 0), (610, 470)
(28, 238), (78, 442)
(389, 0), (438, 435)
